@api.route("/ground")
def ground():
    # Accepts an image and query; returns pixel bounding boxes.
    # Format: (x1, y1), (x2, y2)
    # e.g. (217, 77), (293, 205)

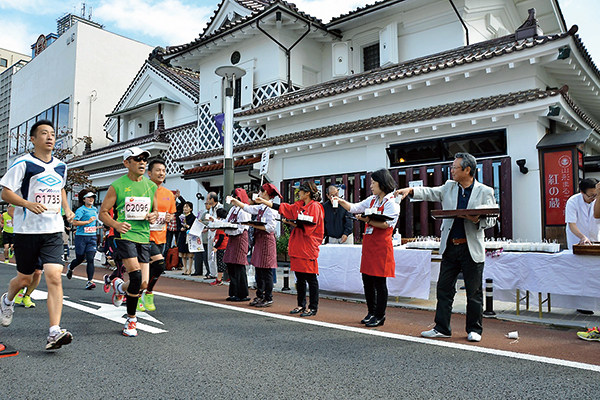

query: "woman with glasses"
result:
(335, 169), (399, 327)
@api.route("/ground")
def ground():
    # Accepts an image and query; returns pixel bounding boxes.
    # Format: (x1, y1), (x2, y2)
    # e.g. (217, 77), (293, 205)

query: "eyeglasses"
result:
(583, 192), (597, 199)
(129, 156), (148, 162)
(450, 166), (463, 170)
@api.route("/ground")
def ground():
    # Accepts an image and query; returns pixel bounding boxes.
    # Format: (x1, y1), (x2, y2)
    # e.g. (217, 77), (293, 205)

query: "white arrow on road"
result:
(30, 289), (168, 334)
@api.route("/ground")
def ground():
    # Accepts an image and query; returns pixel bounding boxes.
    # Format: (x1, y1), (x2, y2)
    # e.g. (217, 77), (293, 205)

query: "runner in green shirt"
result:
(99, 147), (158, 337)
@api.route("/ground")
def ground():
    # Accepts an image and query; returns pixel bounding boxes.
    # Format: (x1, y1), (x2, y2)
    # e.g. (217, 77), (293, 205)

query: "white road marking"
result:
(31, 288), (167, 334)
(153, 291), (600, 373)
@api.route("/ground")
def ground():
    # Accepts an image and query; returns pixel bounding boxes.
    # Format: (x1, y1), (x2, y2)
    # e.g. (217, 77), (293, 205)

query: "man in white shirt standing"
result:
(565, 178), (600, 250)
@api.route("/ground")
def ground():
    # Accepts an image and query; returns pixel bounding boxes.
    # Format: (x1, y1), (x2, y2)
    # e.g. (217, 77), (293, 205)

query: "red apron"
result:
(223, 207), (249, 265)
(360, 197), (395, 278)
(250, 207), (276, 269)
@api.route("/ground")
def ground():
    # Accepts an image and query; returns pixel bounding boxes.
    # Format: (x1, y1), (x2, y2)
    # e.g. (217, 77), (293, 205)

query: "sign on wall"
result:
(542, 149), (575, 226)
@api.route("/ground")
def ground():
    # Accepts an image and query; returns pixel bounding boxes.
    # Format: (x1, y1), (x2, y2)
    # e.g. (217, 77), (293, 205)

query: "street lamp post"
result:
(215, 66), (246, 207)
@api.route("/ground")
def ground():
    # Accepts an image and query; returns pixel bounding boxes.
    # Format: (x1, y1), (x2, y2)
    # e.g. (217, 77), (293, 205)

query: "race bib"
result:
(150, 212), (167, 232)
(83, 226), (97, 234)
(125, 197), (151, 220)
(6, 220), (12, 228)
(35, 191), (61, 214)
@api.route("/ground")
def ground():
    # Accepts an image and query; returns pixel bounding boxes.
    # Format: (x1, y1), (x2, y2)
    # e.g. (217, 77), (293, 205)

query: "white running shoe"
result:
(111, 278), (125, 307)
(122, 317), (138, 337)
(467, 332), (482, 342)
(0, 293), (14, 327)
(421, 328), (451, 338)
(46, 329), (73, 350)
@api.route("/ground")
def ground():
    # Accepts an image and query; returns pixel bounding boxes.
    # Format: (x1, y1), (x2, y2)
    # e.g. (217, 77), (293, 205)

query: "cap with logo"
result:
(123, 147), (151, 161)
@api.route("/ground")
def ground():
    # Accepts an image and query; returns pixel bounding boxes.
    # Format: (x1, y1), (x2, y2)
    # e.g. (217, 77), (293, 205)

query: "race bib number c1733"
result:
(35, 191), (61, 214)
(125, 197), (151, 221)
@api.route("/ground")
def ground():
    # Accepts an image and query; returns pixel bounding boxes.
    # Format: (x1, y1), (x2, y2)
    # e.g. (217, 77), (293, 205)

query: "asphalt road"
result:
(0, 264), (598, 399)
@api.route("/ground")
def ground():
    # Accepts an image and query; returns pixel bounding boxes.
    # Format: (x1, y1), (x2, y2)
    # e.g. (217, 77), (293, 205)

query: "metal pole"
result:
(483, 278), (496, 316)
(223, 83), (234, 208)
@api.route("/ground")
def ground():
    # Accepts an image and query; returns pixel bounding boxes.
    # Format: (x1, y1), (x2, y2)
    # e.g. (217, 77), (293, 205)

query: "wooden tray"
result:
(573, 243), (600, 256)
(242, 220), (266, 226)
(362, 213), (394, 222)
(431, 208), (500, 220)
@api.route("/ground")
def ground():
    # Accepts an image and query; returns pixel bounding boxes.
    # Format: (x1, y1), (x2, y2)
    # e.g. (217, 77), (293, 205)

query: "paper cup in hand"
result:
(252, 193), (258, 201)
(226, 196), (232, 204)
(506, 331), (519, 339)
(332, 199), (339, 208)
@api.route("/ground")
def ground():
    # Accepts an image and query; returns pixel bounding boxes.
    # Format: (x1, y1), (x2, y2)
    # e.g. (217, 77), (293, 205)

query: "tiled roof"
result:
(198, 0), (271, 43)
(237, 28), (577, 117)
(68, 132), (170, 163)
(149, 58), (200, 99)
(178, 86), (567, 163)
(165, 0), (329, 58)
(182, 156), (261, 176)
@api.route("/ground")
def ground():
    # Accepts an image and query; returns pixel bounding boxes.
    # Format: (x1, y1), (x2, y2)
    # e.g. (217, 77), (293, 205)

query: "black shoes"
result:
(361, 314), (374, 324)
(290, 307), (305, 314)
(365, 316), (385, 327)
(227, 296), (250, 302)
(66, 267), (73, 280)
(300, 309), (317, 317)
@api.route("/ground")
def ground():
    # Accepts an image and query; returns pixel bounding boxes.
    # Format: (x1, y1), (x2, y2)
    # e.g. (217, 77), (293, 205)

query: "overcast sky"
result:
(0, 0), (598, 65)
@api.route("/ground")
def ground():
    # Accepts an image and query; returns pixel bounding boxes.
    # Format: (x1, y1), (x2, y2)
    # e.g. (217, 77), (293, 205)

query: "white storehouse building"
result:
(71, 0), (600, 246)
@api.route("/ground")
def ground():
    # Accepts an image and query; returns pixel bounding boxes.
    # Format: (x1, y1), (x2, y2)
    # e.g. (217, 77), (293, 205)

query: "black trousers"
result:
(362, 274), (388, 319)
(227, 263), (248, 299)
(295, 271), (319, 311)
(434, 243), (484, 336)
(255, 268), (273, 301)
(194, 243), (209, 275)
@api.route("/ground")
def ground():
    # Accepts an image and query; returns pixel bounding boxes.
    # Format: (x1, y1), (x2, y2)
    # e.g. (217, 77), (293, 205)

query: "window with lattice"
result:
(363, 43), (380, 71)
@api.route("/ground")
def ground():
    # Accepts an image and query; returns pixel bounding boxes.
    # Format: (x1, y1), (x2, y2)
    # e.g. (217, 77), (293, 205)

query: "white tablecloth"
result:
(317, 245), (432, 299)
(484, 251), (600, 309)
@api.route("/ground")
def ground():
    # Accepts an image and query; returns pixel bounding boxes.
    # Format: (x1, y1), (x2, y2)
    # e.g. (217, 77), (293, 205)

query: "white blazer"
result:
(412, 180), (497, 263)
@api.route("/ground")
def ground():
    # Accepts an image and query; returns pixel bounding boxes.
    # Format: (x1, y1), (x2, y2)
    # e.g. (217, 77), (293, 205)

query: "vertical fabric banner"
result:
(543, 150), (574, 225)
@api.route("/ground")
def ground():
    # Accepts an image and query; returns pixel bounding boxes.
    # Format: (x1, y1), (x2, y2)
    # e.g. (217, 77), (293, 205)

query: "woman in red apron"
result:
(230, 183), (281, 307)
(256, 181), (324, 317)
(223, 188), (251, 302)
(336, 169), (399, 327)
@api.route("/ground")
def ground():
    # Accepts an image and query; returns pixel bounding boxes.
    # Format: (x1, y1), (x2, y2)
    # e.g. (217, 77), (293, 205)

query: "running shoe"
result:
(0, 293), (14, 327)
(111, 278), (125, 307)
(84, 281), (96, 290)
(136, 298), (146, 312)
(577, 326), (600, 342)
(66, 266), (73, 280)
(122, 318), (138, 337)
(209, 279), (223, 286)
(46, 329), (73, 350)
(248, 297), (263, 306)
(8, 249), (14, 259)
(3, 260), (8, 264)
(22, 295), (36, 308)
(142, 293), (156, 312)
(13, 290), (24, 307)
(256, 300), (273, 308)
(102, 274), (111, 293)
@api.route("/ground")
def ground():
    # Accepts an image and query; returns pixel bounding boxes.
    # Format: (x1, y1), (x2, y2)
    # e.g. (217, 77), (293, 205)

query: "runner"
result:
(66, 188), (99, 289)
(0, 119), (75, 350)
(99, 147), (158, 337)
(1, 205), (15, 263)
(139, 158), (176, 312)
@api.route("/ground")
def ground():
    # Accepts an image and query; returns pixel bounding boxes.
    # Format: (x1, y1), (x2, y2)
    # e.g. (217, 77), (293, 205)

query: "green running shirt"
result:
(110, 175), (157, 243)
(2, 212), (13, 234)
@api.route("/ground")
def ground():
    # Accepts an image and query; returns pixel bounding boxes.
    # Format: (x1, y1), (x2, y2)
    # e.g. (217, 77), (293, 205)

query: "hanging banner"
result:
(543, 150), (574, 226)
(260, 149), (270, 176)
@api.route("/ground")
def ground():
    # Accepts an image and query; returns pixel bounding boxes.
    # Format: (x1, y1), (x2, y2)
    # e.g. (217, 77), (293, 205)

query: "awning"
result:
(536, 129), (593, 149)
(106, 97), (180, 118)
(182, 157), (261, 180)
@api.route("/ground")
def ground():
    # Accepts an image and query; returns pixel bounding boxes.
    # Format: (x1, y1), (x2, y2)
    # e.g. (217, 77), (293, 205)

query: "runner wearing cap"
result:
(66, 188), (99, 289)
(139, 158), (176, 312)
(99, 147), (158, 337)
(0, 119), (75, 350)
(230, 183), (281, 307)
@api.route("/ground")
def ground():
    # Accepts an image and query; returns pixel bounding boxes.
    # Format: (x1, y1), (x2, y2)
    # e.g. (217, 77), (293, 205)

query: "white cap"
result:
(123, 147), (151, 161)
(83, 191), (96, 198)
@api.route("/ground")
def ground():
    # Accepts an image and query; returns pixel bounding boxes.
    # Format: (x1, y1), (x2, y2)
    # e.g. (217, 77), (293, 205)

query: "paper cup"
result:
(332, 199), (339, 208)
(226, 196), (232, 204)
(507, 331), (519, 339)
(252, 193), (258, 201)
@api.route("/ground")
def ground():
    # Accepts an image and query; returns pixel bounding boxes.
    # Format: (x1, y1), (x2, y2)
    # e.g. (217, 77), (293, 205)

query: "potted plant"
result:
(276, 224), (291, 262)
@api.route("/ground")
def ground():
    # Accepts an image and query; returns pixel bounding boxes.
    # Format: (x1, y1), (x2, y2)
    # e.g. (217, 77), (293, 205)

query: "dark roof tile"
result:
(178, 87), (567, 163)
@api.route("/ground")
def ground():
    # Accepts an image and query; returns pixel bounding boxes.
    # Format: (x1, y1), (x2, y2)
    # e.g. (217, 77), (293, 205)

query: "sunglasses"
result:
(129, 156), (148, 162)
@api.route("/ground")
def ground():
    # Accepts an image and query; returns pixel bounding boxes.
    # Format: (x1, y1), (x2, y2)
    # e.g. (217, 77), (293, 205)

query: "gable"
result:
(204, 0), (257, 37)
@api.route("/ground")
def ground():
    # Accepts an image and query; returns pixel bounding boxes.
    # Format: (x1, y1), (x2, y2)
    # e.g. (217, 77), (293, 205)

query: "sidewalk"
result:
(160, 264), (600, 330)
